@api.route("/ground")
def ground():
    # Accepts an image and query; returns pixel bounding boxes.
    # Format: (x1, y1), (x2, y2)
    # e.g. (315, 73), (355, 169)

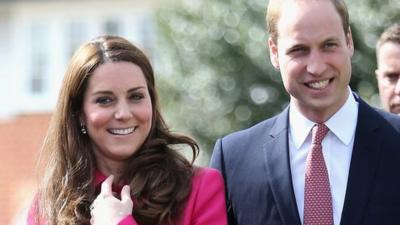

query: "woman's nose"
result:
(114, 102), (133, 120)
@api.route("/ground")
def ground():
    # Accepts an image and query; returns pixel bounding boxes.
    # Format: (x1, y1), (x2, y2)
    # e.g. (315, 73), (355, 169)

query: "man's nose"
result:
(394, 75), (400, 95)
(307, 51), (327, 76)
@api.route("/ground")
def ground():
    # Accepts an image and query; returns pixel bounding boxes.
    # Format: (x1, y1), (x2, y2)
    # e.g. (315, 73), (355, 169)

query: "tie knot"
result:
(311, 123), (329, 145)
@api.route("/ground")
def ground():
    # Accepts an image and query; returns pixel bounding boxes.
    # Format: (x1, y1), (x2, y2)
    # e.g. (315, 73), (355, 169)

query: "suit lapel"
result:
(340, 97), (382, 225)
(264, 107), (302, 225)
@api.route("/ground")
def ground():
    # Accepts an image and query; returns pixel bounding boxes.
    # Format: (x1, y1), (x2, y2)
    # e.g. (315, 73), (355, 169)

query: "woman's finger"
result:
(120, 185), (131, 204)
(100, 175), (114, 197)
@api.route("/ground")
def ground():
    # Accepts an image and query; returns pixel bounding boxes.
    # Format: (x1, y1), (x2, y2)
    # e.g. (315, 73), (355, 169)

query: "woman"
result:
(28, 35), (227, 225)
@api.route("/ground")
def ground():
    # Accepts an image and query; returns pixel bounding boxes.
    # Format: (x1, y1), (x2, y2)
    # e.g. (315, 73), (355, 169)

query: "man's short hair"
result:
(266, 0), (350, 43)
(376, 23), (400, 55)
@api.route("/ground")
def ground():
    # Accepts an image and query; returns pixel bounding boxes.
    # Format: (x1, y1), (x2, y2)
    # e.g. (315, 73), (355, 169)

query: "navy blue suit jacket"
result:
(210, 95), (400, 225)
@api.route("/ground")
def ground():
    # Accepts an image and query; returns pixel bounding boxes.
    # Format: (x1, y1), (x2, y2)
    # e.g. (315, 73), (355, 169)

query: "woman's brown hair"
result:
(36, 35), (199, 225)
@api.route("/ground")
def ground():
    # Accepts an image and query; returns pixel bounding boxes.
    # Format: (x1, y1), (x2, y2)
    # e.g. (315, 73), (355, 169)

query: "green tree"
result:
(155, 0), (400, 162)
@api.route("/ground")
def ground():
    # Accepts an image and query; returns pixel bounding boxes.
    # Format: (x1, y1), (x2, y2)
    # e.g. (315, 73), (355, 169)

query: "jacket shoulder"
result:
(220, 113), (282, 148)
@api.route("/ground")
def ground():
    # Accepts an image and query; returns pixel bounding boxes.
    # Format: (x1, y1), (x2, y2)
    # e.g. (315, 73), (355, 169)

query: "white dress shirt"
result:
(288, 89), (358, 225)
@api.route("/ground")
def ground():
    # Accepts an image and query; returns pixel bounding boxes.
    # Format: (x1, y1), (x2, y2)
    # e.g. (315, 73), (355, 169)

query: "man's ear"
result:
(268, 37), (280, 70)
(375, 69), (380, 80)
(346, 27), (354, 57)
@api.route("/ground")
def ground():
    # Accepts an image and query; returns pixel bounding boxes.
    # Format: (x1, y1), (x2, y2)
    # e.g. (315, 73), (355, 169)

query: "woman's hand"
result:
(90, 175), (133, 225)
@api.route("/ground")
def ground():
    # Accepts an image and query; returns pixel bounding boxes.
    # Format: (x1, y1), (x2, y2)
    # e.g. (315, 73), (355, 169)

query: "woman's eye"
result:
(130, 93), (145, 101)
(96, 96), (113, 105)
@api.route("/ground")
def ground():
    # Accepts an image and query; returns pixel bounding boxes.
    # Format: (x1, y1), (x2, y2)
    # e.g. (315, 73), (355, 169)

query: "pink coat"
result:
(28, 167), (227, 225)
(118, 167), (227, 225)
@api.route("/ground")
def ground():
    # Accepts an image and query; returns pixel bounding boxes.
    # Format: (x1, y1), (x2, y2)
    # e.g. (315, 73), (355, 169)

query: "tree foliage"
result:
(154, 0), (400, 161)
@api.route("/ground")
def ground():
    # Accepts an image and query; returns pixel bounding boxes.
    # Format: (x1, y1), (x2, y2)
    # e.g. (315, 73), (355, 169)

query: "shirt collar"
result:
(289, 87), (358, 148)
(325, 91), (358, 145)
(289, 104), (315, 149)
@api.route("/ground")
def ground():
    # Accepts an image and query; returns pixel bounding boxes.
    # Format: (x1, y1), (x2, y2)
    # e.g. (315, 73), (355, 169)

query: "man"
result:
(375, 23), (400, 115)
(210, 0), (400, 225)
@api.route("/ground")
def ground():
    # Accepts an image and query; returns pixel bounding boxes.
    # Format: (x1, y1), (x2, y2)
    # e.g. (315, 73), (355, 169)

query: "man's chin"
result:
(390, 105), (400, 115)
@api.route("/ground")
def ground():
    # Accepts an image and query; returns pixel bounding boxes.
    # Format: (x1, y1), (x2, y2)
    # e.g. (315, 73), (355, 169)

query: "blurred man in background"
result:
(376, 23), (400, 115)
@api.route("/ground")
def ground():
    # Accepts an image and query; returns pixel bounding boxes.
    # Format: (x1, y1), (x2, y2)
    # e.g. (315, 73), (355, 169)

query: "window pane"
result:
(30, 22), (48, 94)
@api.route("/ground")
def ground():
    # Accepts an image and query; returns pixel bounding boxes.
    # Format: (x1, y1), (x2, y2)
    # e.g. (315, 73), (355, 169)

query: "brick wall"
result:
(0, 113), (51, 225)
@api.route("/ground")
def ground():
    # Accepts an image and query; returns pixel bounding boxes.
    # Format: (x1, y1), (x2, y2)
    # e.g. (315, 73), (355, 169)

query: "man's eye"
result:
(386, 74), (400, 83)
(96, 97), (113, 105)
(324, 42), (337, 49)
(288, 47), (308, 55)
(292, 48), (305, 53)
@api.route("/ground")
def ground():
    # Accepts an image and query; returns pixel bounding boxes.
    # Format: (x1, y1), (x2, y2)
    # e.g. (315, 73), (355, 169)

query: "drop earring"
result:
(80, 124), (87, 134)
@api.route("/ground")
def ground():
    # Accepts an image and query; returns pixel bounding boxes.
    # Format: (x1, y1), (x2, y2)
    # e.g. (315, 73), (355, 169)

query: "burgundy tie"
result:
(304, 123), (333, 225)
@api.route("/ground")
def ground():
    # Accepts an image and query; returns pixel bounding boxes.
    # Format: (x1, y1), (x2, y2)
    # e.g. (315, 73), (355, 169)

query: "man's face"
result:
(268, 0), (354, 122)
(376, 41), (400, 115)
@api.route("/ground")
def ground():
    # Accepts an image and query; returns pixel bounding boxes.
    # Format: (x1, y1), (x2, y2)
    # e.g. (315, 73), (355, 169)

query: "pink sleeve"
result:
(27, 203), (36, 225)
(27, 193), (138, 225)
(186, 167), (228, 225)
(27, 194), (40, 225)
(117, 215), (138, 225)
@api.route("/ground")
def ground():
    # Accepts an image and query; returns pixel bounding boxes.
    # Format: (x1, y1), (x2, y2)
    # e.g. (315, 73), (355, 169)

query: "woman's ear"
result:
(79, 114), (87, 134)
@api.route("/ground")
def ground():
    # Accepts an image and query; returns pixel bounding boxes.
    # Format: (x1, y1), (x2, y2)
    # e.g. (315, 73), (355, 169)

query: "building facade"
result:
(0, 0), (157, 118)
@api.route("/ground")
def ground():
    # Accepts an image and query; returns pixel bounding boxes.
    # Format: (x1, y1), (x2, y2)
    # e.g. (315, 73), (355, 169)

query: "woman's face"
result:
(82, 61), (153, 169)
